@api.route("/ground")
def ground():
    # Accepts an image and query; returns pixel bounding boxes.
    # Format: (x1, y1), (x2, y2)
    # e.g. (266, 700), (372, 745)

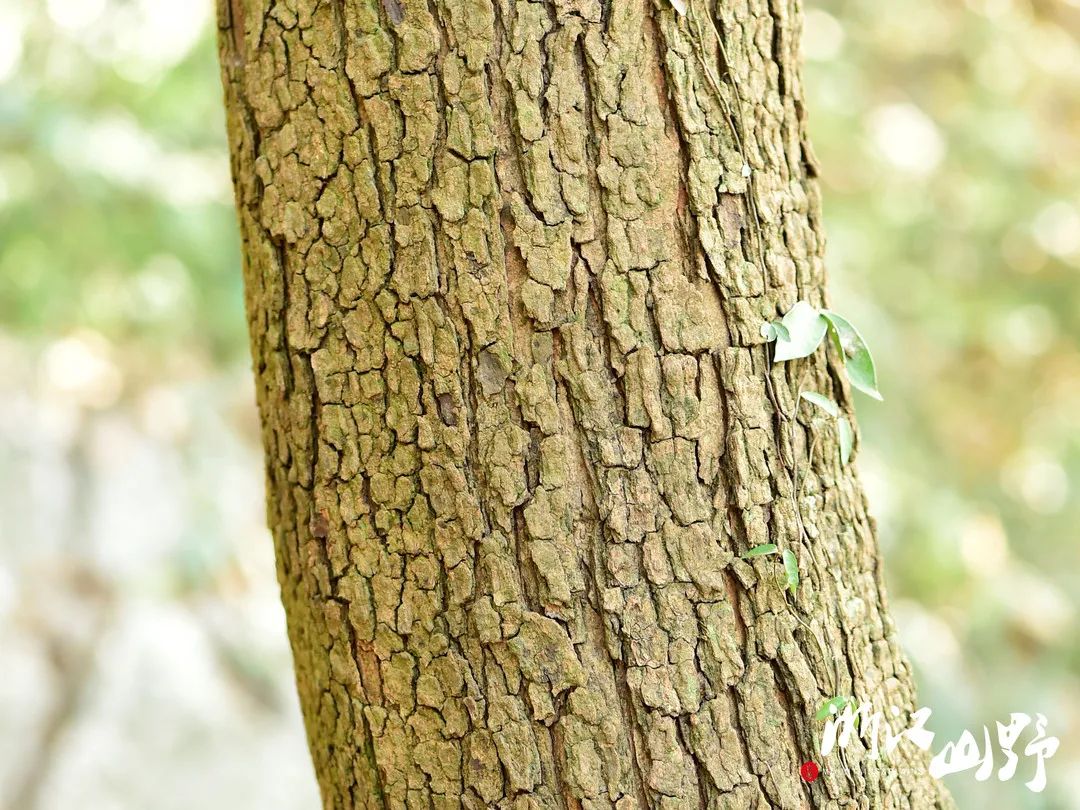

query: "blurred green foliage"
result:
(0, 4), (317, 809)
(1, 0), (1078, 807)
(807, 1), (1080, 806)
(0, 1), (243, 360)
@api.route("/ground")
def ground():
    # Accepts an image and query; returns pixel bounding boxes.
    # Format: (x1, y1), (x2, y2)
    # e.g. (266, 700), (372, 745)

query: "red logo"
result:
(800, 761), (820, 782)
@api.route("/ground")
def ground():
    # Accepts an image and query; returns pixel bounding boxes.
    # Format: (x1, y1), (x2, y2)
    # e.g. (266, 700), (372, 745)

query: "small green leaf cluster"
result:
(801, 391), (854, 466)
(749, 302), (883, 598)
(816, 695), (854, 721)
(739, 544), (799, 596)
(761, 302), (882, 400)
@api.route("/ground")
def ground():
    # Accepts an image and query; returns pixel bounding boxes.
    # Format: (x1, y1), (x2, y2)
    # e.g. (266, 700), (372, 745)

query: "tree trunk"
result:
(216, 0), (951, 806)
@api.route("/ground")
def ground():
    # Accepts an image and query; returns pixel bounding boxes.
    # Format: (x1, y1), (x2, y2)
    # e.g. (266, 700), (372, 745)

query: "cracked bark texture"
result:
(216, 0), (953, 807)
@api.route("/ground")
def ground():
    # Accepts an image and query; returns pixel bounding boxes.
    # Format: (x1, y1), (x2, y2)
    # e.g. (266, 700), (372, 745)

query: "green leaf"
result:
(838, 416), (854, 465)
(822, 311), (883, 400)
(800, 391), (839, 418)
(773, 302), (828, 363)
(782, 548), (799, 596)
(741, 543), (779, 558)
(816, 695), (853, 721)
(759, 319), (790, 343)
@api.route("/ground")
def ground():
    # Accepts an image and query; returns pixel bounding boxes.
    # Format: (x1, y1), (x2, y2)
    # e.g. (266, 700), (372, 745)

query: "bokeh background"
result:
(1, 0), (1078, 807)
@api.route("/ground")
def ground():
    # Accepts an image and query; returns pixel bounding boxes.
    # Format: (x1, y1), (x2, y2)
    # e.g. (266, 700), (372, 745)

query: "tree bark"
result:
(217, 0), (952, 807)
